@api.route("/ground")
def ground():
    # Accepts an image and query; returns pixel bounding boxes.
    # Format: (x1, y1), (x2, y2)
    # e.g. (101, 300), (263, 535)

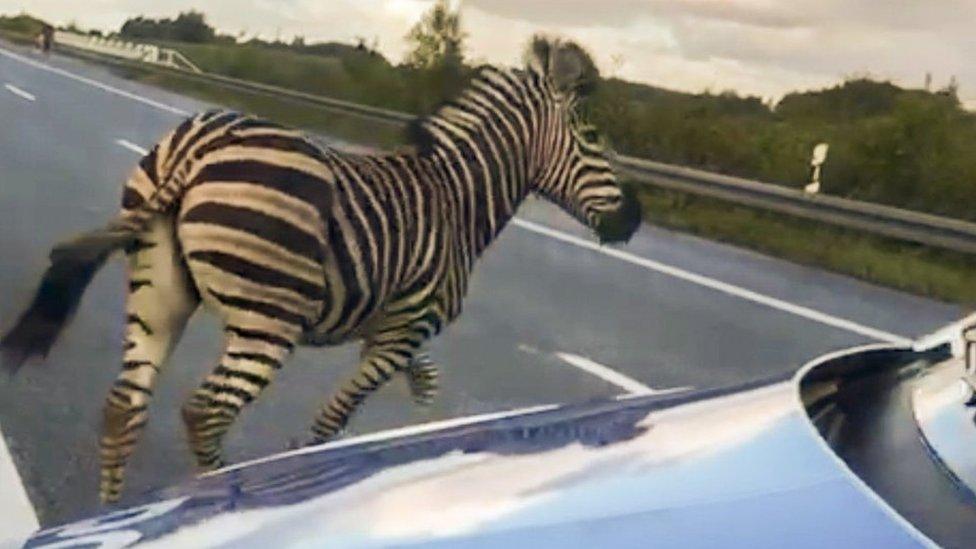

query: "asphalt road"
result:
(0, 42), (964, 527)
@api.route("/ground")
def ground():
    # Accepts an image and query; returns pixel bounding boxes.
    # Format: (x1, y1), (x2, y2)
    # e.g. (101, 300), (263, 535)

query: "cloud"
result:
(3, 0), (427, 59)
(463, 0), (976, 104)
(465, 0), (805, 29)
(4, 0), (974, 104)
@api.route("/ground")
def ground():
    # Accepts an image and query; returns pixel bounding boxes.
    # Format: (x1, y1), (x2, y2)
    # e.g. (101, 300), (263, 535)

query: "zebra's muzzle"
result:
(594, 184), (641, 244)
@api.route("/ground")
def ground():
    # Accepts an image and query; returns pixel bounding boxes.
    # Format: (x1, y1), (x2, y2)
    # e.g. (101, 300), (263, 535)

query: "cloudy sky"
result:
(6, 0), (975, 107)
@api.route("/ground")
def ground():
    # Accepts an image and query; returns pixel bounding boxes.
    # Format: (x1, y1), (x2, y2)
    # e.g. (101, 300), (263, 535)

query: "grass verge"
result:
(635, 185), (976, 306)
(0, 29), (34, 46)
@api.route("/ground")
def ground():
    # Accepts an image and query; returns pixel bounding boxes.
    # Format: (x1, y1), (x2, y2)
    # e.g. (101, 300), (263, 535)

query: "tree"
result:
(171, 11), (214, 42)
(403, 0), (465, 69)
(119, 10), (214, 43)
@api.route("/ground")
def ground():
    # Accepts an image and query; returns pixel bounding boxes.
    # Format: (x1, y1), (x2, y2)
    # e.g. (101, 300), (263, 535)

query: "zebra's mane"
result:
(405, 64), (503, 157)
(406, 52), (600, 156)
(404, 112), (437, 158)
(406, 38), (599, 158)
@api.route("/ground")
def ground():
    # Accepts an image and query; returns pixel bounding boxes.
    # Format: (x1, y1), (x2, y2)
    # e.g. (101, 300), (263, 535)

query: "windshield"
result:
(0, 2), (973, 547)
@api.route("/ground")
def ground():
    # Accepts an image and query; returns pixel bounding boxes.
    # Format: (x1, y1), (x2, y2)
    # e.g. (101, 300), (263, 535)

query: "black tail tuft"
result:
(1, 226), (137, 375)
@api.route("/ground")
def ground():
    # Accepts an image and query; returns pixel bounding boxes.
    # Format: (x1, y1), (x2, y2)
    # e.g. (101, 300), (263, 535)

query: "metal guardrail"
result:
(615, 156), (976, 254)
(54, 31), (201, 72)
(45, 38), (976, 255)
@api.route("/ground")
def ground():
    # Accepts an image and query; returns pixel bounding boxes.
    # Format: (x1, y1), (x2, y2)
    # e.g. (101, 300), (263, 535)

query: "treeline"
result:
(120, 11), (218, 43)
(4, 8), (975, 222)
(129, 6), (469, 115)
(588, 77), (976, 219)
(118, 11), (383, 58)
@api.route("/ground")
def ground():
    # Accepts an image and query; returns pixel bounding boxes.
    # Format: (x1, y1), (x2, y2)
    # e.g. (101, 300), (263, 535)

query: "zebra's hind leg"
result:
(406, 353), (439, 406)
(308, 333), (423, 444)
(181, 327), (297, 471)
(100, 216), (198, 504)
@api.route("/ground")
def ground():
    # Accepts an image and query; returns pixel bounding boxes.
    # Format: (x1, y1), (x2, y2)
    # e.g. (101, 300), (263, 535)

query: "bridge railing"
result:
(41, 37), (976, 255)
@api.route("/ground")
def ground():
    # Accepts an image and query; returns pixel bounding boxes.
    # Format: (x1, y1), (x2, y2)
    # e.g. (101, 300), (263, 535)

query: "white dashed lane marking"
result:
(517, 343), (692, 395)
(4, 83), (36, 101)
(115, 139), (149, 156)
(554, 352), (692, 395)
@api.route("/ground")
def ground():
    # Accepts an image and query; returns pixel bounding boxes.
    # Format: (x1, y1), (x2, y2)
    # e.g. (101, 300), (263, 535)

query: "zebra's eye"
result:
(579, 127), (601, 145)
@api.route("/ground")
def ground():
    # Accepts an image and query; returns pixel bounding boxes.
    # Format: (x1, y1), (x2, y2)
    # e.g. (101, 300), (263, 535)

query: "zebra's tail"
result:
(0, 114), (188, 374)
(1, 222), (139, 374)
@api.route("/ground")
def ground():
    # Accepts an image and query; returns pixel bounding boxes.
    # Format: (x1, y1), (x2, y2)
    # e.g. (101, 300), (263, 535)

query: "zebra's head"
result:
(524, 36), (641, 244)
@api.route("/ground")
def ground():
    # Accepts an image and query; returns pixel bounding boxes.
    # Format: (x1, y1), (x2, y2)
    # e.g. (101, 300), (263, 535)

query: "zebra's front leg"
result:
(406, 352), (439, 406)
(181, 328), (297, 470)
(309, 332), (424, 444)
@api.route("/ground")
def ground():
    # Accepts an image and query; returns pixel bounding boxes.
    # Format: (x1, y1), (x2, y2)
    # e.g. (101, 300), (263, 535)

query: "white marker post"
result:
(965, 326), (976, 376)
(805, 142), (829, 195)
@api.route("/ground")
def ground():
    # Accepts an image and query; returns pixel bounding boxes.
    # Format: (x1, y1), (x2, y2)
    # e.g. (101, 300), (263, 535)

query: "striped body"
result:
(123, 106), (525, 347)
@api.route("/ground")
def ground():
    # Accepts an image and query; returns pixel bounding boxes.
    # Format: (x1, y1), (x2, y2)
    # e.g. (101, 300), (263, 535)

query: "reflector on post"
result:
(805, 143), (829, 195)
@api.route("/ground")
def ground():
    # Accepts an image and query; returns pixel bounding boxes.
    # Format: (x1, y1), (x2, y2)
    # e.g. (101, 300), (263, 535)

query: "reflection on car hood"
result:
(26, 353), (929, 548)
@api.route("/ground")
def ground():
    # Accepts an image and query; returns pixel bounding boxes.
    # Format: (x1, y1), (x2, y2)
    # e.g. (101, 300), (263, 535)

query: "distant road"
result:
(0, 40), (962, 527)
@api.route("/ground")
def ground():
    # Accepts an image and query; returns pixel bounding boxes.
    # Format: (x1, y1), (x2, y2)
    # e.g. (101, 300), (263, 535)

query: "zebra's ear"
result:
(526, 35), (553, 76)
(526, 36), (599, 98)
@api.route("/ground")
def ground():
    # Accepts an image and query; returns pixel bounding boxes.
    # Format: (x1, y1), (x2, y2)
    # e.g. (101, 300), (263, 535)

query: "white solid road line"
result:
(554, 352), (692, 395)
(0, 45), (189, 116)
(4, 83), (36, 101)
(0, 425), (39, 547)
(115, 138), (149, 156)
(512, 219), (914, 346)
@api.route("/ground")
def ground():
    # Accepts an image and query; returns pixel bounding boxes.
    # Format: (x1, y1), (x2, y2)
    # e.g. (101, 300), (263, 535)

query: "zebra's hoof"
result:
(412, 391), (437, 406)
(303, 436), (329, 448)
(306, 428), (343, 447)
(407, 355), (439, 406)
(286, 437), (303, 450)
(196, 456), (226, 473)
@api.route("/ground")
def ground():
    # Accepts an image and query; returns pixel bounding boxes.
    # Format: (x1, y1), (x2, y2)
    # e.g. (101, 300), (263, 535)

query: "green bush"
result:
(0, 13), (48, 36)
(151, 39), (468, 116)
(589, 77), (976, 221)
(120, 11), (215, 43)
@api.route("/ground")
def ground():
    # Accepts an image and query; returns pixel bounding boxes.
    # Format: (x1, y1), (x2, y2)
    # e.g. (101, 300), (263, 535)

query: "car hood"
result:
(26, 343), (948, 548)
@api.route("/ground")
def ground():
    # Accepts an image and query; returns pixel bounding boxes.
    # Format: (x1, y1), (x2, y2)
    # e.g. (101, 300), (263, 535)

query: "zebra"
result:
(0, 36), (641, 504)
